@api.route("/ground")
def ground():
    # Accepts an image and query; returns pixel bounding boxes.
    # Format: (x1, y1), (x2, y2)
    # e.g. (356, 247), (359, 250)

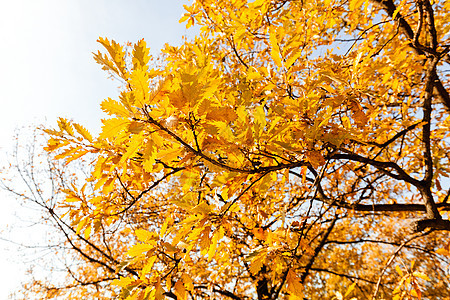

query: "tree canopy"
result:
(6, 0), (450, 299)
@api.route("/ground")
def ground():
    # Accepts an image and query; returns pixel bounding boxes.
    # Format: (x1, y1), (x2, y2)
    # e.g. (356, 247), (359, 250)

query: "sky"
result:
(0, 0), (193, 297)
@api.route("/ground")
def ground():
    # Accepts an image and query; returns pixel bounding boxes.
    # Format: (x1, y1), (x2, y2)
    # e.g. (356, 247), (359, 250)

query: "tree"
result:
(7, 0), (450, 298)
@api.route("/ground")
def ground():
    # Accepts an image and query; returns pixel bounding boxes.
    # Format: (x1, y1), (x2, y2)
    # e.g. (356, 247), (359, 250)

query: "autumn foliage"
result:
(7, 0), (450, 299)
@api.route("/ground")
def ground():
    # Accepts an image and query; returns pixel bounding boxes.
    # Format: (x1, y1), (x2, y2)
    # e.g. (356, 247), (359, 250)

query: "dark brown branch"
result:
(419, 55), (441, 219)
(364, 122), (421, 149)
(413, 0), (424, 47)
(141, 115), (309, 174)
(47, 208), (138, 277)
(195, 286), (242, 300)
(330, 152), (420, 186)
(221, 172), (270, 216)
(256, 265), (271, 300)
(229, 37), (250, 69)
(272, 267), (290, 299)
(348, 202), (450, 212)
(370, 0), (450, 111)
(423, 0), (438, 50)
(113, 166), (184, 215)
(413, 219), (450, 232)
(304, 182), (450, 213)
(51, 213), (117, 275)
(326, 238), (437, 255)
(300, 216), (337, 283)
(44, 277), (116, 291)
(309, 268), (378, 285)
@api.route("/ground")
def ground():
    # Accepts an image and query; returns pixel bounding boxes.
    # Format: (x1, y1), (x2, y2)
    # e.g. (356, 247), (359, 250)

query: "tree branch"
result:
(330, 152), (420, 186)
(372, 230), (432, 299)
(300, 216), (337, 283)
(370, 0), (450, 111)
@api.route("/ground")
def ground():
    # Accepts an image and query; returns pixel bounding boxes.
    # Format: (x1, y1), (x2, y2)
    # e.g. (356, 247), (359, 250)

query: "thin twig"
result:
(372, 230), (432, 299)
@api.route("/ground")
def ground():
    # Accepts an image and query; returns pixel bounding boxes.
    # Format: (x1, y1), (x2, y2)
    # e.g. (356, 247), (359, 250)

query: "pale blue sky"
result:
(0, 0), (193, 297)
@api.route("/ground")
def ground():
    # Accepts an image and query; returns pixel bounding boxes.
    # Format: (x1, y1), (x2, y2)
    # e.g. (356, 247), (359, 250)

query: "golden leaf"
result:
(286, 269), (303, 298)
(412, 271), (430, 281)
(269, 28), (283, 68)
(101, 98), (131, 117)
(174, 281), (186, 300)
(99, 117), (129, 139)
(119, 133), (145, 164)
(73, 123), (93, 142)
(127, 243), (154, 257)
(132, 39), (150, 69)
(249, 250), (267, 275)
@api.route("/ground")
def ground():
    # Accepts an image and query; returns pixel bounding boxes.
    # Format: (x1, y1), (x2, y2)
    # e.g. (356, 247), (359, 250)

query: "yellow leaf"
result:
(155, 279), (165, 300)
(349, 100), (368, 127)
(199, 226), (211, 255)
(342, 115), (351, 130)
(76, 217), (88, 235)
(254, 105), (266, 126)
(101, 98), (131, 117)
(246, 67), (263, 81)
(159, 216), (172, 237)
(195, 98), (211, 116)
(54, 146), (80, 160)
(436, 248), (449, 255)
(286, 269), (303, 298)
(186, 17), (194, 29)
(395, 265), (404, 276)
(162, 242), (179, 254)
(93, 50), (120, 75)
(84, 225), (92, 239)
(99, 117), (129, 139)
(141, 256), (157, 277)
(285, 48), (302, 68)
(412, 271), (430, 281)
(192, 202), (212, 214)
(174, 280), (186, 300)
(206, 107), (238, 122)
(58, 118), (74, 136)
(135, 229), (158, 243)
(318, 106), (333, 128)
(73, 123), (93, 142)
(382, 71), (392, 84)
(352, 51), (363, 74)
(130, 68), (150, 107)
(411, 280), (422, 299)
(132, 39), (150, 69)
(119, 133), (145, 164)
(44, 138), (68, 152)
(234, 26), (247, 47)
(207, 227), (224, 261)
(249, 0), (266, 9)
(181, 273), (194, 292)
(306, 150), (325, 169)
(344, 282), (356, 297)
(112, 277), (134, 288)
(179, 13), (190, 24)
(249, 250), (267, 275)
(97, 37), (126, 76)
(300, 165), (307, 183)
(349, 0), (365, 10)
(127, 243), (154, 257)
(269, 28), (283, 68)
(65, 195), (81, 203)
